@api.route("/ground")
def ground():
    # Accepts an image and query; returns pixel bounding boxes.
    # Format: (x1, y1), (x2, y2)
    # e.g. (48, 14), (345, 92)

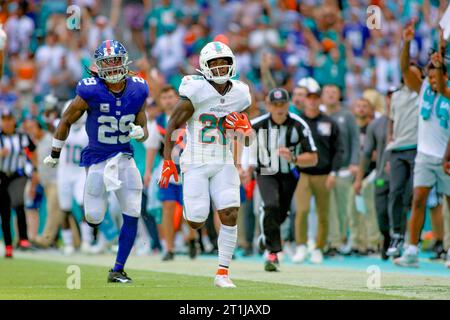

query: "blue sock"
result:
(113, 214), (138, 272)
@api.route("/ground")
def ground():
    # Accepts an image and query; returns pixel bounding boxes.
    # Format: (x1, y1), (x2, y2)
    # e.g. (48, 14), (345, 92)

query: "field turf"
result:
(1, 258), (407, 300)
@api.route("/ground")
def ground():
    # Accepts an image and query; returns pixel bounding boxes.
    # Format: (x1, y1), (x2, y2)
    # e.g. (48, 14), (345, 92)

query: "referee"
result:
(0, 109), (37, 257)
(244, 88), (318, 272)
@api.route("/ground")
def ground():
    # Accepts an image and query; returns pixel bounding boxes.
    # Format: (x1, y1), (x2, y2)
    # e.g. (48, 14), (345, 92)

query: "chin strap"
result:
(195, 68), (229, 84)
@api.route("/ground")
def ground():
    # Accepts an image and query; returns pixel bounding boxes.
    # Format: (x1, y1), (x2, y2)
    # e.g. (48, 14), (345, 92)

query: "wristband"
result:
(330, 171), (337, 177)
(52, 138), (65, 149)
(51, 149), (61, 159)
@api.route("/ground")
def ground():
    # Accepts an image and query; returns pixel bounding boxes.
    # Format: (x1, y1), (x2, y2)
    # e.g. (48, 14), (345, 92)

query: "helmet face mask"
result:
(94, 40), (130, 84)
(198, 42), (236, 84)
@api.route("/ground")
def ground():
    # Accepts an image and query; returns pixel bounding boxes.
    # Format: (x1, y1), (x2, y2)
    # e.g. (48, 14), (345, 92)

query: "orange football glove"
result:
(158, 160), (179, 189)
(224, 112), (252, 135)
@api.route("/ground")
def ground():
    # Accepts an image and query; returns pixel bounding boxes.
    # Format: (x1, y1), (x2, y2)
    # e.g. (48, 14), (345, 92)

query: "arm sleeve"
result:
(348, 113), (361, 165)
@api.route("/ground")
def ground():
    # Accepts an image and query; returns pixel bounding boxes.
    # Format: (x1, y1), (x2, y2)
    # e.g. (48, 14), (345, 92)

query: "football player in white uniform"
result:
(56, 100), (89, 255)
(159, 41), (252, 288)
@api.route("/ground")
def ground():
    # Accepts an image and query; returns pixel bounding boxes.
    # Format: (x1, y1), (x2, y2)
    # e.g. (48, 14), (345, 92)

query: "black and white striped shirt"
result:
(0, 131), (35, 176)
(246, 112), (317, 175)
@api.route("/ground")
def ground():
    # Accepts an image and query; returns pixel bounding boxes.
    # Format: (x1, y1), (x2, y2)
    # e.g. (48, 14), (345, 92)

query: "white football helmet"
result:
(63, 99), (86, 131)
(197, 41), (236, 84)
(297, 77), (320, 93)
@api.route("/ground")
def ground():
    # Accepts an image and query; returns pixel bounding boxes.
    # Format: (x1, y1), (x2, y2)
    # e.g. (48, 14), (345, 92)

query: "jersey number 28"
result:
(98, 115), (135, 144)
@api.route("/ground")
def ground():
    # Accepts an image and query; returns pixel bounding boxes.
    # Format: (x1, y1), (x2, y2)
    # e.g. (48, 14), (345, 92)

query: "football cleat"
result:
(162, 251), (175, 261)
(188, 240), (197, 260)
(63, 245), (75, 256)
(214, 275), (236, 288)
(107, 269), (132, 283)
(5, 245), (13, 258)
(264, 253), (279, 272)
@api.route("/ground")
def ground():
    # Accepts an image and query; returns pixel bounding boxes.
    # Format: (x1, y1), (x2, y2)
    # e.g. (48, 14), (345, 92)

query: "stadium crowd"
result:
(0, 0), (449, 270)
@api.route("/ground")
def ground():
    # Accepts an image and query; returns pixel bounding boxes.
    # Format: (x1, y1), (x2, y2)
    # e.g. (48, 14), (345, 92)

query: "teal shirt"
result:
(289, 104), (302, 117)
(130, 140), (146, 178)
(144, 6), (181, 38)
(314, 53), (347, 94)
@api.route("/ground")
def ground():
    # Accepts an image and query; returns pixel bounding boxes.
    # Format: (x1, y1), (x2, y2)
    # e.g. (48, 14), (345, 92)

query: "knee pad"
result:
(121, 191), (142, 218)
(183, 197), (209, 223)
(85, 171), (105, 197)
(215, 188), (240, 210)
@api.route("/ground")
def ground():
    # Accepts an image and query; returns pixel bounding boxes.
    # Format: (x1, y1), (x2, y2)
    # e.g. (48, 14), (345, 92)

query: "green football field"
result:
(1, 258), (406, 300)
(2, 249), (450, 300)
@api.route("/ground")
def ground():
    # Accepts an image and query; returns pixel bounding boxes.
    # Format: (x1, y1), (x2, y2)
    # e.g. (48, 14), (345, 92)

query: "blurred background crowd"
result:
(0, 0), (449, 269)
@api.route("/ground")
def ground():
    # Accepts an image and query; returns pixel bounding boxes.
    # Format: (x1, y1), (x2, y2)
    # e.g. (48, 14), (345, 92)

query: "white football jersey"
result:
(178, 75), (251, 169)
(58, 127), (89, 179)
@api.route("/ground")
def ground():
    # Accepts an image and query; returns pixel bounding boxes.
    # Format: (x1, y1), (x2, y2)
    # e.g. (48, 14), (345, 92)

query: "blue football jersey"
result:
(76, 75), (149, 167)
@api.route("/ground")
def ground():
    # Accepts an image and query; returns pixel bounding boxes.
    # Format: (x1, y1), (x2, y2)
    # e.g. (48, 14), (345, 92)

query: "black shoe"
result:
(324, 247), (339, 257)
(348, 248), (367, 256)
(162, 251), (175, 261)
(264, 260), (278, 272)
(381, 248), (389, 260)
(430, 241), (446, 260)
(366, 248), (377, 256)
(243, 247), (253, 257)
(339, 247), (357, 256)
(107, 269), (132, 283)
(188, 240), (197, 259)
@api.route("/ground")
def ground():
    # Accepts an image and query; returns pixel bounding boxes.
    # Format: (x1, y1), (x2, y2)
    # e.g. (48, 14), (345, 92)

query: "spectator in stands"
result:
(34, 32), (65, 98)
(5, 1), (34, 57)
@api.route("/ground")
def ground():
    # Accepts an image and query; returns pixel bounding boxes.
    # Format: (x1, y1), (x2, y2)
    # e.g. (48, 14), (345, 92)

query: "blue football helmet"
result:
(94, 40), (130, 84)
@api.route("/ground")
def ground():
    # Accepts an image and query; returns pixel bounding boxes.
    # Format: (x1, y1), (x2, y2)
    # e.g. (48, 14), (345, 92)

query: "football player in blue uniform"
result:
(44, 40), (149, 283)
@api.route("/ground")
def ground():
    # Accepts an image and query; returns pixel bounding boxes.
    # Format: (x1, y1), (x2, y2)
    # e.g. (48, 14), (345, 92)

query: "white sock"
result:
(218, 224), (237, 270)
(406, 244), (418, 255)
(80, 222), (92, 244)
(62, 229), (73, 247)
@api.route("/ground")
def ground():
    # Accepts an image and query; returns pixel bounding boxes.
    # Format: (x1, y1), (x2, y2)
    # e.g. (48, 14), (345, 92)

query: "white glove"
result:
(43, 155), (59, 167)
(0, 24), (7, 50)
(129, 123), (144, 140)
